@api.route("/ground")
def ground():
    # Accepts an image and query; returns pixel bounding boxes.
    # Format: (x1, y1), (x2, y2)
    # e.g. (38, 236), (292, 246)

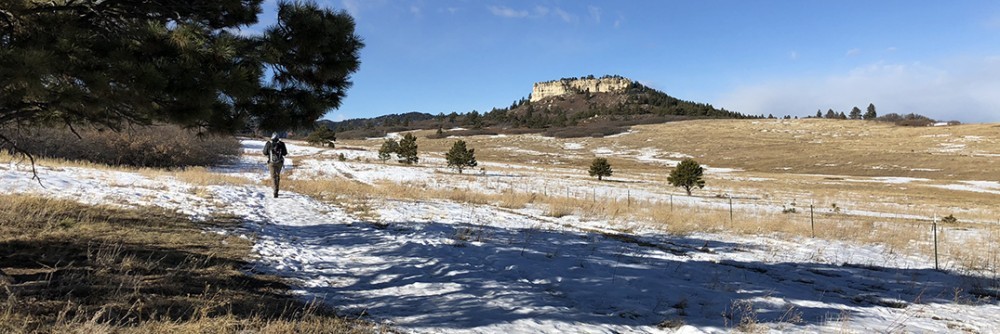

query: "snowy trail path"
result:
(219, 183), (1000, 334)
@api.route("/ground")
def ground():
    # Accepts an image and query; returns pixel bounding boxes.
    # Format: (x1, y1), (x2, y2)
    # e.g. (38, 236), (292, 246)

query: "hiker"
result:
(262, 132), (288, 198)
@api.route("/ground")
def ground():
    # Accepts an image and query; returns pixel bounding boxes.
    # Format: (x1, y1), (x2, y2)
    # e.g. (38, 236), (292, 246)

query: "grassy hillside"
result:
(336, 119), (999, 230)
(352, 119), (998, 181)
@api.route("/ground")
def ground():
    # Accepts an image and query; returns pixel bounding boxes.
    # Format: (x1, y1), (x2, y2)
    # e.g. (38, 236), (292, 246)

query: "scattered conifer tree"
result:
(397, 133), (419, 164)
(668, 159), (705, 196)
(306, 126), (337, 147)
(446, 140), (477, 174)
(588, 157), (613, 181)
(378, 139), (398, 163)
(849, 106), (862, 119)
(864, 103), (878, 120)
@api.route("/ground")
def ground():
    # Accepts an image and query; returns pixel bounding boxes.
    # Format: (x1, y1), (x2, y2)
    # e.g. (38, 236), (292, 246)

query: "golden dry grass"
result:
(0, 195), (380, 333)
(327, 120), (1000, 271)
(339, 119), (999, 180)
(156, 167), (253, 186)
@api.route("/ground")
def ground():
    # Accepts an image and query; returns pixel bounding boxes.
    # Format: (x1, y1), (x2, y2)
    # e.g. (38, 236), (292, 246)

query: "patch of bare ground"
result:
(0, 195), (384, 333)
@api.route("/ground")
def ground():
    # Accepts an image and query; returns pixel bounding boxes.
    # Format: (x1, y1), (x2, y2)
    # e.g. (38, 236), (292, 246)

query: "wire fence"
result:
(485, 176), (1000, 274)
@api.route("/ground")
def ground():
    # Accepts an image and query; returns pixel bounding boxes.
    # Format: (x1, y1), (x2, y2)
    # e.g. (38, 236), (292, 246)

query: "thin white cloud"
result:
(716, 59), (1000, 123)
(588, 5), (601, 23)
(613, 13), (624, 28)
(442, 7), (459, 14)
(225, 26), (263, 37)
(534, 6), (550, 17)
(553, 7), (577, 23)
(846, 48), (861, 57)
(886, 46), (898, 53)
(789, 51), (799, 61)
(489, 5), (529, 18)
(489, 5), (579, 23)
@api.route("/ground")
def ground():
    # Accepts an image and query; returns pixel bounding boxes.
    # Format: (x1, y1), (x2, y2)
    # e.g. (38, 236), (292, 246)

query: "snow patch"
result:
(1, 140), (998, 333)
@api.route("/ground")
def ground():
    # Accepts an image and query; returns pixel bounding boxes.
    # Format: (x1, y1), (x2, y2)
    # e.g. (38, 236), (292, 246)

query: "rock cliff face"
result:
(530, 77), (633, 102)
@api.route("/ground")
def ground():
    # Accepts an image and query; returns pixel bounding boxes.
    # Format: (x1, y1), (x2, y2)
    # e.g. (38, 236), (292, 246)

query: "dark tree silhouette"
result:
(0, 0), (363, 155)
(397, 133), (419, 164)
(588, 158), (613, 181)
(668, 159), (705, 196)
(445, 140), (477, 174)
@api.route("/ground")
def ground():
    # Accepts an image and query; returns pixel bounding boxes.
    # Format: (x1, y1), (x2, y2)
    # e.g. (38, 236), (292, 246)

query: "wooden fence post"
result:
(729, 196), (734, 225)
(933, 215), (939, 271)
(810, 204), (815, 238)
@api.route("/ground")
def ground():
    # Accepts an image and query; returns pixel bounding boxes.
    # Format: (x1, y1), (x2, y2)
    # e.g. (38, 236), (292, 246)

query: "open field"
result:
(3, 118), (999, 333)
(345, 118), (999, 179)
(337, 119), (999, 228)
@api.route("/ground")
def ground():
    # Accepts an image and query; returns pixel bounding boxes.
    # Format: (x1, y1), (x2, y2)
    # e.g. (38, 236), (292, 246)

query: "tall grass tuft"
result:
(0, 195), (380, 333)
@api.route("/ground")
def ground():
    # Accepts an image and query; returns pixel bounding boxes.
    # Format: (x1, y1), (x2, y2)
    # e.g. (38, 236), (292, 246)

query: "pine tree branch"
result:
(64, 118), (83, 139)
(0, 105), (46, 125)
(0, 9), (15, 40)
(0, 132), (43, 187)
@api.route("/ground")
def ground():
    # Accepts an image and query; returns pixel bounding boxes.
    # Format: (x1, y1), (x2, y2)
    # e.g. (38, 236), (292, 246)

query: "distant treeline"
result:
(805, 103), (957, 127)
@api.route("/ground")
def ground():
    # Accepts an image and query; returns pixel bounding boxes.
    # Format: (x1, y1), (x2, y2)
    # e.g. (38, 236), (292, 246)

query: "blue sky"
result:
(256, 1), (1000, 123)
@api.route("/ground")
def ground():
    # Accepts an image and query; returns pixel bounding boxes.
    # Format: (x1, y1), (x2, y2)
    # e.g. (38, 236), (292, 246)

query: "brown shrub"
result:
(4, 124), (240, 168)
(543, 125), (628, 138)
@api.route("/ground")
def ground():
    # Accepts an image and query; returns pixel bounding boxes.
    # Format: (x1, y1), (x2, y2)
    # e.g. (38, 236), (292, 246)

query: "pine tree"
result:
(815, 110), (823, 118)
(825, 109), (837, 119)
(378, 139), (398, 163)
(668, 159), (705, 196)
(306, 126), (337, 147)
(588, 158), (613, 181)
(445, 140), (477, 174)
(0, 1), (364, 149)
(839, 112), (847, 120)
(864, 103), (878, 120)
(396, 133), (419, 164)
(849, 106), (862, 119)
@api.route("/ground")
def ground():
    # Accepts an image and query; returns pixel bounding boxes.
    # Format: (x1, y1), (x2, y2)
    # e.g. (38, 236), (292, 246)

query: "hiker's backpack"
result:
(269, 141), (284, 164)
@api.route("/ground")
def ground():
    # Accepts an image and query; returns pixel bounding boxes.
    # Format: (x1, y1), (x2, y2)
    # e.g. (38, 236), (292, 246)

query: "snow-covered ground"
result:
(2, 139), (999, 333)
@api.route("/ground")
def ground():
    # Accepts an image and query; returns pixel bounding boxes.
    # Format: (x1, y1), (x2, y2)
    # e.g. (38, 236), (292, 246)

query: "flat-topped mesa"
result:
(530, 76), (634, 102)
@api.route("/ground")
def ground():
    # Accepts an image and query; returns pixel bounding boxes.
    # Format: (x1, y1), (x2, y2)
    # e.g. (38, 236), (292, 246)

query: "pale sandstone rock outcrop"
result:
(530, 77), (633, 102)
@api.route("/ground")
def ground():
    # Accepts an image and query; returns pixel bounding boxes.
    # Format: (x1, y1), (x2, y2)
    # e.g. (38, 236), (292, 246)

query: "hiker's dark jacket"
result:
(263, 140), (288, 163)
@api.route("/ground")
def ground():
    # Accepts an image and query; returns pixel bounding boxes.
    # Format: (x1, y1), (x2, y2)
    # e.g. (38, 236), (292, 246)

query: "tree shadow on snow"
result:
(253, 219), (1000, 331)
